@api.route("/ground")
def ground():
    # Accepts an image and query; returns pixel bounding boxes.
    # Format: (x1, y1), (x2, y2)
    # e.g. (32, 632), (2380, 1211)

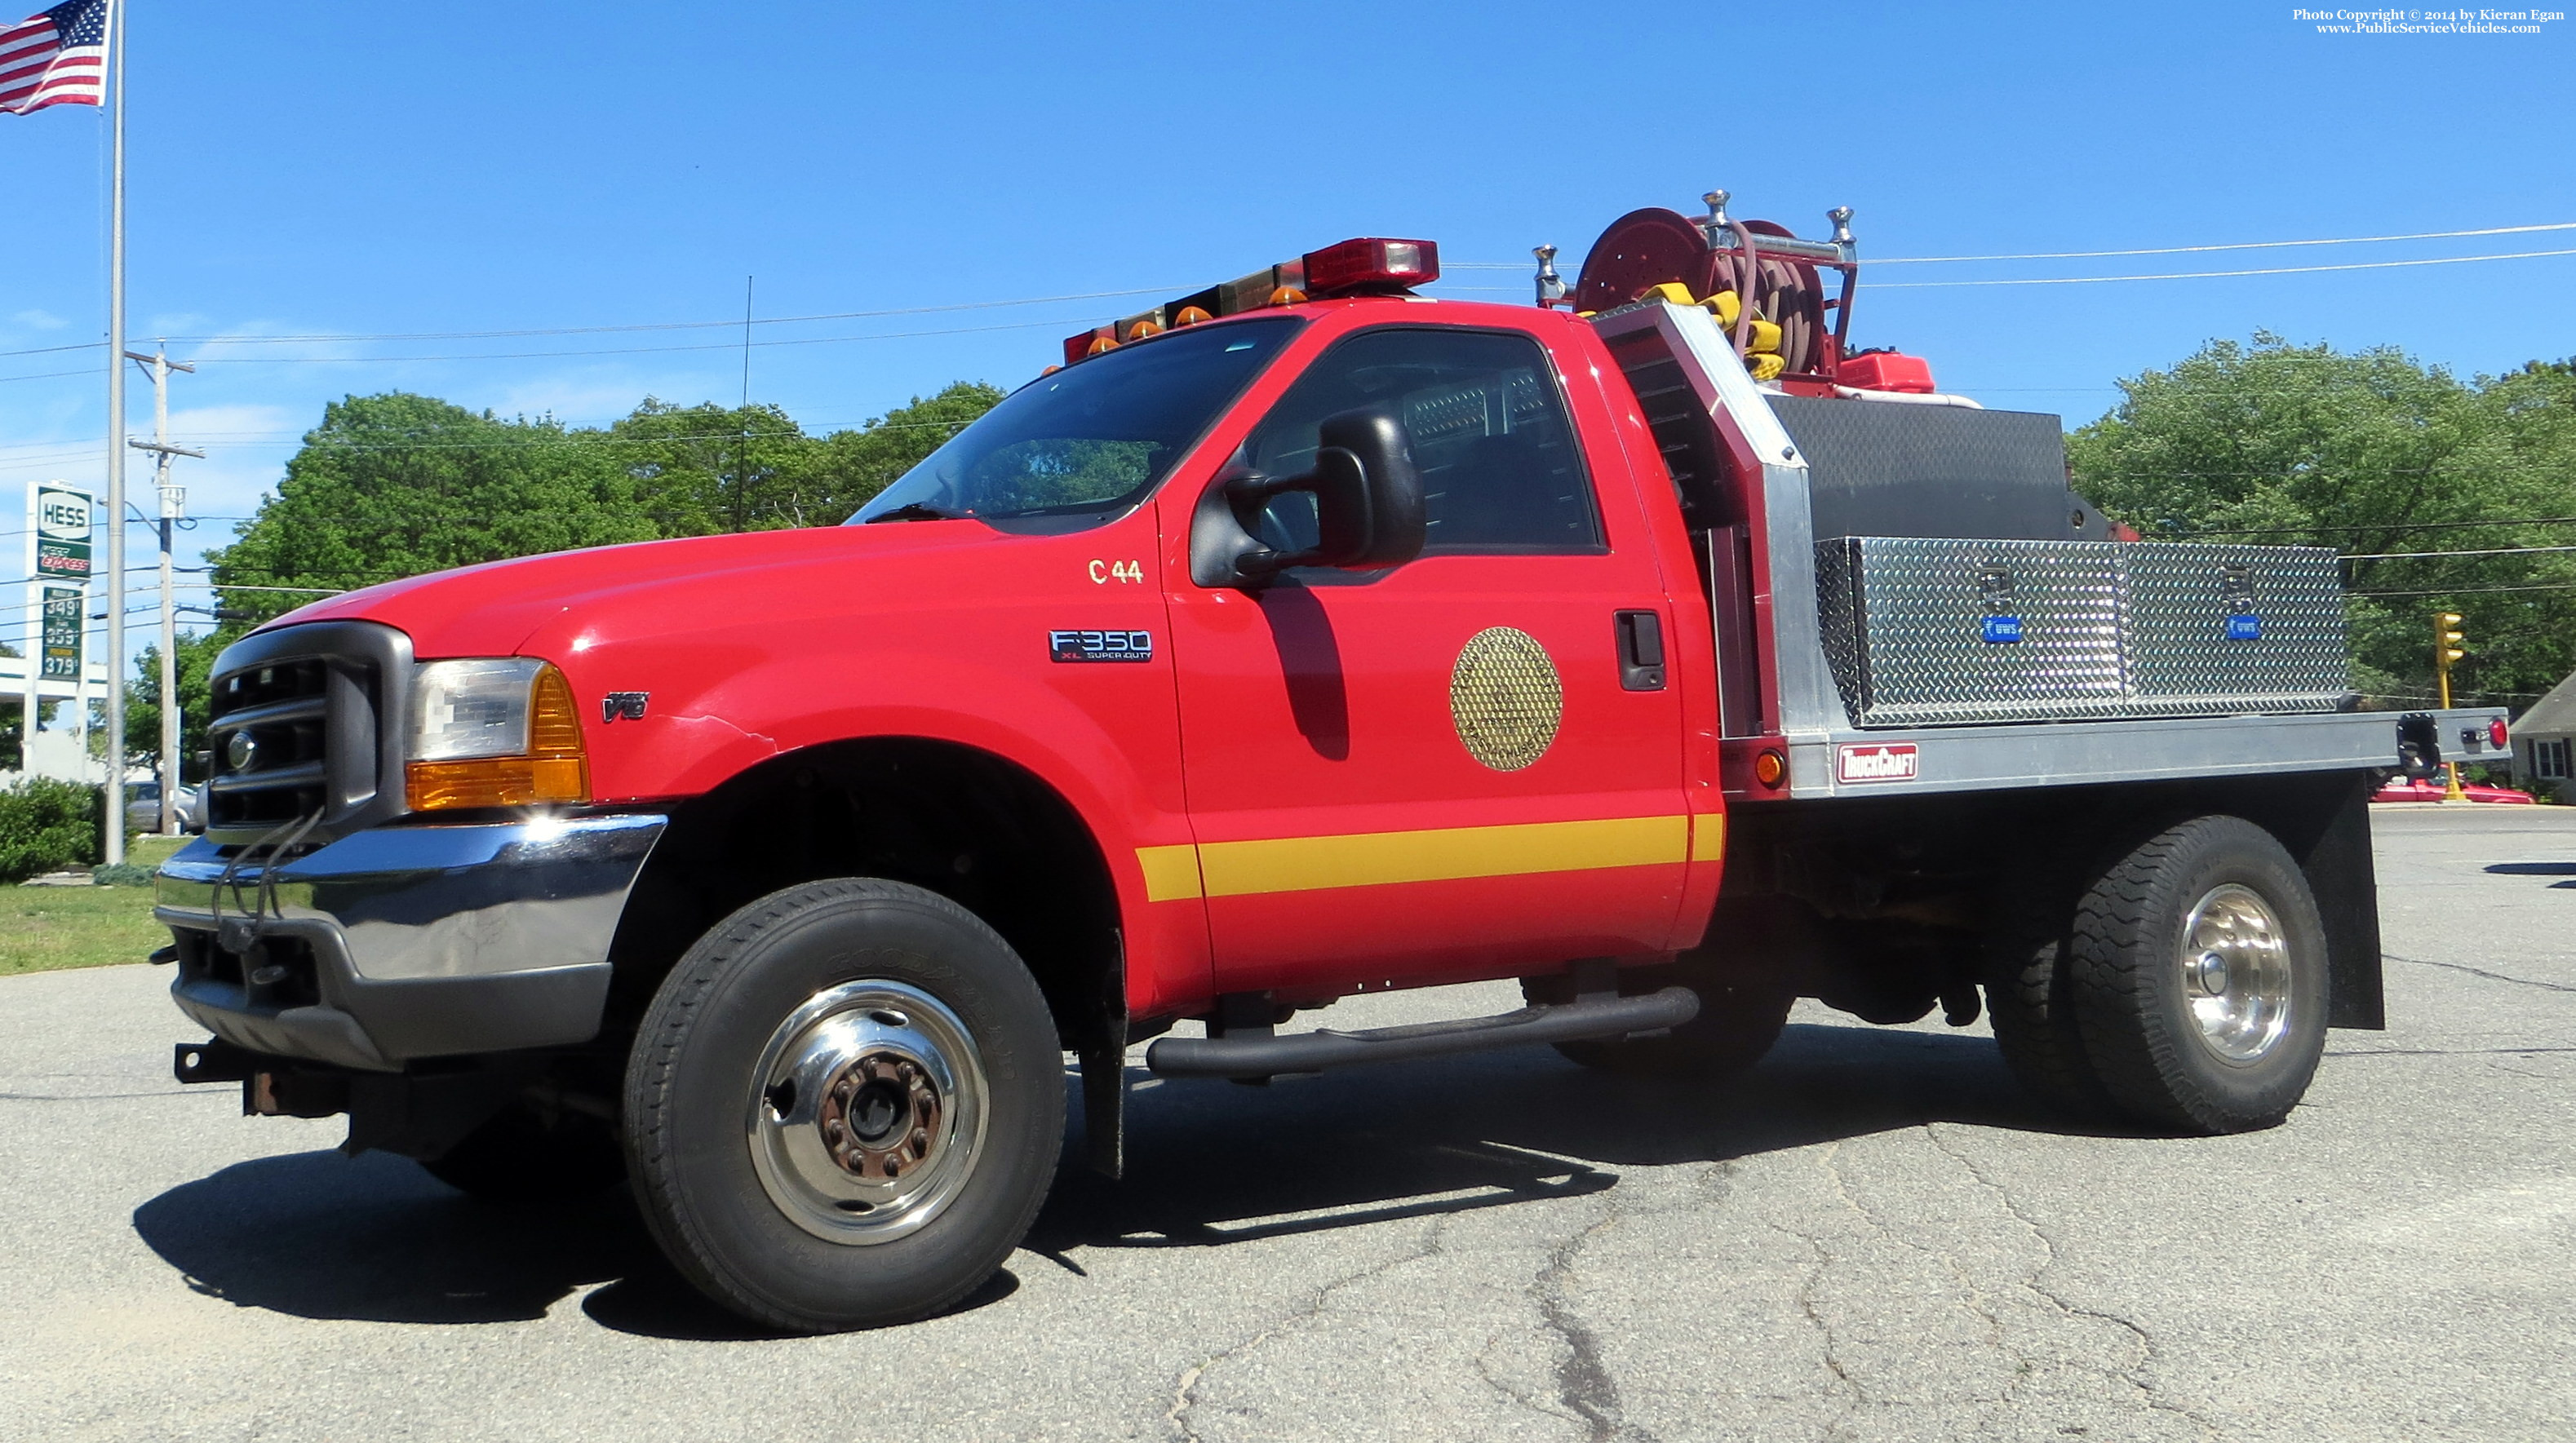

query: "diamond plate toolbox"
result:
(2122, 542), (2350, 715)
(1816, 538), (2351, 727)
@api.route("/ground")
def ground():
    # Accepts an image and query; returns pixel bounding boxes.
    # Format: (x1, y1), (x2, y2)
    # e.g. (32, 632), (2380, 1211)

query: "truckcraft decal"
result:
(1050, 629), (1154, 662)
(1449, 626), (1563, 772)
(1837, 742), (1920, 784)
(1133, 814), (1702, 902)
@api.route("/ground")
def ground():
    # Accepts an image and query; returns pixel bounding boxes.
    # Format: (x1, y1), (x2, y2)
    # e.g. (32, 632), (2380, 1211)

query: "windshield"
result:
(849, 316), (1302, 527)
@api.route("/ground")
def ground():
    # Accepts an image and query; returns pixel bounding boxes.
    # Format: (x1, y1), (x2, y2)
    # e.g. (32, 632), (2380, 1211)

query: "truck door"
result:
(1159, 324), (1691, 994)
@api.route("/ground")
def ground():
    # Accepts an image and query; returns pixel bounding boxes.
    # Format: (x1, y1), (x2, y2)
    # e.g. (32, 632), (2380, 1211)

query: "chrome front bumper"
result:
(155, 813), (666, 1070)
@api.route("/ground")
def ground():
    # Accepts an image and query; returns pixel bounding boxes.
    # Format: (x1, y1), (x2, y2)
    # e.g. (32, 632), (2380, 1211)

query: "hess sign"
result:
(33, 485), (94, 581)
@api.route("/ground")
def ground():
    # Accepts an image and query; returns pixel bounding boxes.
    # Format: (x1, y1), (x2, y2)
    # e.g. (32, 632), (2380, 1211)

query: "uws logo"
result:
(1836, 742), (1919, 784)
(37, 490), (91, 539)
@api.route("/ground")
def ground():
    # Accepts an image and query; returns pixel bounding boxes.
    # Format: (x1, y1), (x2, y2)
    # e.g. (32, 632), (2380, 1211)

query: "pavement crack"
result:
(1774, 1222), (1862, 1440)
(2384, 951), (2576, 994)
(1532, 1202), (1653, 1443)
(1821, 1140), (2013, 1370)
(1162, 1214), (1449, 1443)
(1924, 1124), (2219, 1438)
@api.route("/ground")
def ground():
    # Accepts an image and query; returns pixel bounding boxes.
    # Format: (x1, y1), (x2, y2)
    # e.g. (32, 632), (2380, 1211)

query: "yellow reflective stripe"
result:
(1133, 815), (1687, 902)
(1691, 812), (1725, 863)
(1137, 843), (1206, 903)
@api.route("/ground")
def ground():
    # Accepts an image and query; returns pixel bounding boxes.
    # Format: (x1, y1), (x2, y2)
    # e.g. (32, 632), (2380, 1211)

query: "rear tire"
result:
(2067, 817), (2330, 1134)
(1983, 882), (2114, 1118)
(1524, 965), (1791, 1080)
(623, 879), (1065, 1333)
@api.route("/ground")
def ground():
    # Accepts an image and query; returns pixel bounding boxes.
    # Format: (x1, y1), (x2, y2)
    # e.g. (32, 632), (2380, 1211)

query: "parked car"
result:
(124, 781), (203, 834)
(2370, 775), (2534, 804)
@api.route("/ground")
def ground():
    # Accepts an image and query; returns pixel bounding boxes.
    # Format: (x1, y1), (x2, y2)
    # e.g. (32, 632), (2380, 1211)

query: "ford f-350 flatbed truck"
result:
(157, 200), (2508, 1332)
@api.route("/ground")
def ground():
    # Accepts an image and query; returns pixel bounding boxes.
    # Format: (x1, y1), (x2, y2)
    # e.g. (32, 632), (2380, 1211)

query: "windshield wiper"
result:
(864, 502), (963, 524)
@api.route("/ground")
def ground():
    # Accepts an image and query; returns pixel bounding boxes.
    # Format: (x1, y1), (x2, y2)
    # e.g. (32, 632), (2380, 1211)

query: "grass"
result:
(1, 835), (192, 977)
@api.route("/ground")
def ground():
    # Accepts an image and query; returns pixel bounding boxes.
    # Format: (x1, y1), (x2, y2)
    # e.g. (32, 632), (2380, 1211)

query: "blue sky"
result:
(3, 0), (2572, 639)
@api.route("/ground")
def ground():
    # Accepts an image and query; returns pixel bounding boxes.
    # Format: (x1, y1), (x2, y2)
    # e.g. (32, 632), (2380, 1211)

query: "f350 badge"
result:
(1049, 629), (1154, 663)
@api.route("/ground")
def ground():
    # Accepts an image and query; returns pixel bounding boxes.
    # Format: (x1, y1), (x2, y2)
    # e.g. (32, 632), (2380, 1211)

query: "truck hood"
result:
(261, 520), (1017, 660)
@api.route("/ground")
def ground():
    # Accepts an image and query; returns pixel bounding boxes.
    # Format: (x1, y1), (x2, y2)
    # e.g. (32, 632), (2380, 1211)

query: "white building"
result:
(2512, 670), (2576, 803)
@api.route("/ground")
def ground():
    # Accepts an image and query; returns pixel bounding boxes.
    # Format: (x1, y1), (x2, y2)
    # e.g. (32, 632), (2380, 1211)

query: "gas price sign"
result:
(39, 586), (82, 679)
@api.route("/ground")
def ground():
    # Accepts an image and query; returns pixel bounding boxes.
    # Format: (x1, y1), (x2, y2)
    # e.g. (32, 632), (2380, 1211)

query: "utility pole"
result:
(737, 275), (753, 533)
(126, 341), (200, 834)
(101, 0), (128, 864)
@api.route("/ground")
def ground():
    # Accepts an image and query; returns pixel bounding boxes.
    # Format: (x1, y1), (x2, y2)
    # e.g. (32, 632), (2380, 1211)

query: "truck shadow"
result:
(1029, 1020), (2133, 1258)
(130, 1022), (2120, 1339)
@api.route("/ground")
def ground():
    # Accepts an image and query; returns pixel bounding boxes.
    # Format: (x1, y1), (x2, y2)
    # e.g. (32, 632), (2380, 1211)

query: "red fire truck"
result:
(158, 194), (2507, 1332)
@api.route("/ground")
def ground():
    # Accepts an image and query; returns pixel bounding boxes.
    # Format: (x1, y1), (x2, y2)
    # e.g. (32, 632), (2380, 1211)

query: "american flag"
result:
(1, 0), (109, 116)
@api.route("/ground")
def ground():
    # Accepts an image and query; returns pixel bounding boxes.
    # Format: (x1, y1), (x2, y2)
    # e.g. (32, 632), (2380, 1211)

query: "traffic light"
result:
(2433, 611), (2468, 800)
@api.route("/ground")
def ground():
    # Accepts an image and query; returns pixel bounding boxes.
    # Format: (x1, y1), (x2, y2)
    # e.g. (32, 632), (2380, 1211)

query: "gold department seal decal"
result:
(1449, 626), (1563, 772)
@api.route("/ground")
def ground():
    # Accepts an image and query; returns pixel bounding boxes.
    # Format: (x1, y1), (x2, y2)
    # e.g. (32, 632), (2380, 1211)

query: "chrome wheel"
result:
(747, 980), (989, 1245)
(2178, 883), (2293, 1065)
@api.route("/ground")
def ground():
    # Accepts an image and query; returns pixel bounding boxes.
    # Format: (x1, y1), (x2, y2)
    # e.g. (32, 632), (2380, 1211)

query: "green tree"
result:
(121, 632), (224, 782)
(2069, 334), (2576, 708)
(796, 383), (1006, 521)
(210, 392), (665, 626)
(212, 383), (1004, 622)
(603, 400), (812, 534)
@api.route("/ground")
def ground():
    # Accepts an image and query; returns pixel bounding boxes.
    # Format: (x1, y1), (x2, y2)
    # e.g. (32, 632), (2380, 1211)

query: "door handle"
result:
(1615, 610), (1665, 691)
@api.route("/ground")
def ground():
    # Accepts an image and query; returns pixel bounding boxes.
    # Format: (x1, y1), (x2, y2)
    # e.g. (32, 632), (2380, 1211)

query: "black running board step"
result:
(1144, 985), (1700, 1080)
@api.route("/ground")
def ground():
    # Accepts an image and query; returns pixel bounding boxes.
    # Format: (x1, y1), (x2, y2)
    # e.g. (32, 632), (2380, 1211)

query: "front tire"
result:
(2068, 817), (2330, 1134)
(623, 879), (1065, 1333)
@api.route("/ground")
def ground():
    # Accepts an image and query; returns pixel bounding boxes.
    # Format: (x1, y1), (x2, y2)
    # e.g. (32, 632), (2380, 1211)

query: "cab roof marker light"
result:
(1301, 237), (1440, 297)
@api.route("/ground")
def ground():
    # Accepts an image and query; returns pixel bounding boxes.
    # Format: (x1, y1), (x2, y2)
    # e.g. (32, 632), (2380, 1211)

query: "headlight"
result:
(406, 657), (590, 811)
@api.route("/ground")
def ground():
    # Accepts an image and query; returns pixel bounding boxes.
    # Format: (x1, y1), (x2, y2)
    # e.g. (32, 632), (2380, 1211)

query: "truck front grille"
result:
(207, 658), (335, 828)
(202, 622), (414, 843)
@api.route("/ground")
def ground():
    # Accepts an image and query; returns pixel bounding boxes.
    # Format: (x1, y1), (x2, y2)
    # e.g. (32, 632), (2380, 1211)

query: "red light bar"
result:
(1302, 237), (1439, 296)
(1058, 237), (1439, 365)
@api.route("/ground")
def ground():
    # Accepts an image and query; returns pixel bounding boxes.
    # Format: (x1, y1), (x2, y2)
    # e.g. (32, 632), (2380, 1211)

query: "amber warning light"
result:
(1062, 237), (1441, 367)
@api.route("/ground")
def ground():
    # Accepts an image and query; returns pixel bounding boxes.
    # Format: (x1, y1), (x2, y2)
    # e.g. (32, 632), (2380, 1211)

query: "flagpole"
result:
(101, 0), (126, 865)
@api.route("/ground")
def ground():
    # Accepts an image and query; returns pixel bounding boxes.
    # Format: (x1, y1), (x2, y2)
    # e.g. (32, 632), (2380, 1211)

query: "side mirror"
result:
(1190, 406), (1427, 587)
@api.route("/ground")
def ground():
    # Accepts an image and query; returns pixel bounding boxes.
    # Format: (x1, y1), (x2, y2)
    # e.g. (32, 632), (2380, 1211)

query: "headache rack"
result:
(1589, 298), (2509, 799)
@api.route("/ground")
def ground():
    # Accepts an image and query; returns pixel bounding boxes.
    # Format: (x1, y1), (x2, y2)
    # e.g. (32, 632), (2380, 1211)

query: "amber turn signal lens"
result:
(1754, 749), (1787, 787)
(406, 662), (590, 811)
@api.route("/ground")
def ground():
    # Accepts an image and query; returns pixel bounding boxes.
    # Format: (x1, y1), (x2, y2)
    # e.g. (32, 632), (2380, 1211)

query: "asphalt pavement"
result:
(2, 803), (2570, 1441)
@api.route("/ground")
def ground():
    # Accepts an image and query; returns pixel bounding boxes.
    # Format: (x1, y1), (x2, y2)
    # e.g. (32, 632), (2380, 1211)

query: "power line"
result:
(2351, 581), (2576, 598)
(0, 284), (1190, 360)
(2340, 544), (2576, 562)
(1869, 247), (2576, 290)
(2167, 517), (2576, 537)
(0, 315), (1111, 383)
(1860, 220), (2576, 265)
